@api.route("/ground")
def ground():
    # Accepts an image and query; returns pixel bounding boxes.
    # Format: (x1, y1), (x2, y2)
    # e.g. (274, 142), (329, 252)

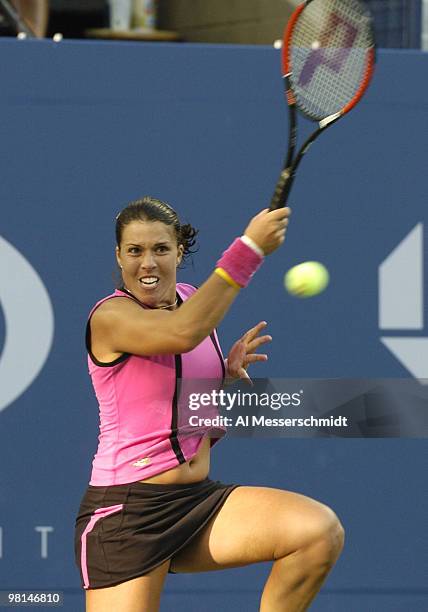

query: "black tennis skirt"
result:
(74, 477), (239, 589)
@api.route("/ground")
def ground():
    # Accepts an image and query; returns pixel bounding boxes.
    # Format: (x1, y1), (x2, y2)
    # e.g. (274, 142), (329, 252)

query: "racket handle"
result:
(269, 168), (292, 210)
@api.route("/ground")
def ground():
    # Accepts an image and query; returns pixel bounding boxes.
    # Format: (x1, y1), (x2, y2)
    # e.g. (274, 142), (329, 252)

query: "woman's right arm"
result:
(92, 207), (291, 357)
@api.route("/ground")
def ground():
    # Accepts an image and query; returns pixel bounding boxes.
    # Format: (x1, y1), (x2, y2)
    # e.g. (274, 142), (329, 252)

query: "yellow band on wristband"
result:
(214, 267), (242, 290)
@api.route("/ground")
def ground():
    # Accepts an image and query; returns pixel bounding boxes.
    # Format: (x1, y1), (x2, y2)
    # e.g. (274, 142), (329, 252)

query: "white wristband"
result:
(240, 234), (264, 257)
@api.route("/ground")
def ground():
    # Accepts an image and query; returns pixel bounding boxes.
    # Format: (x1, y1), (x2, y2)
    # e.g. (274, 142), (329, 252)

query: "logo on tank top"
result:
(0, 236), (54, 413)
(132, 457), (152, 467)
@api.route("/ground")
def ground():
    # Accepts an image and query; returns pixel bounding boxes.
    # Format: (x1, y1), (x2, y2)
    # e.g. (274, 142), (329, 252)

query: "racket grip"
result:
(269, 168), (291, 210)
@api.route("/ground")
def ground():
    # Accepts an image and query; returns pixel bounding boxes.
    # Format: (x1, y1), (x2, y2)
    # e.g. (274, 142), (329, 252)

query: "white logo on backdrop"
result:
(379, 223), (427, 380)
(0, 236), (54, 413)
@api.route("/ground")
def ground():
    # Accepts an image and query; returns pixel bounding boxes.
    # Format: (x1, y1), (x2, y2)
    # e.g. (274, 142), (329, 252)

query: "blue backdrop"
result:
(0, 39), (427, 611)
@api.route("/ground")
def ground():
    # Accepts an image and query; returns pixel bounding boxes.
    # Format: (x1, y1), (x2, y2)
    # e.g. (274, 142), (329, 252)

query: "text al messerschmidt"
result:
(189, 415), (349, 428)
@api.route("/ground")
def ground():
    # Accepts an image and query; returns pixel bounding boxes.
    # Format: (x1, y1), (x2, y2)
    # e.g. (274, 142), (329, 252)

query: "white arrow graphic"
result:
(0, 236), (54, 412)
(379, 223), (427, 380)
(380, 338), (428, 382)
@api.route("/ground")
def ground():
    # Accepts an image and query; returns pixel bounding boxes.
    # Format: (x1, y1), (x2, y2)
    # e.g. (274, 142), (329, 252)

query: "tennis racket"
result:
(270, 0), (376, 210)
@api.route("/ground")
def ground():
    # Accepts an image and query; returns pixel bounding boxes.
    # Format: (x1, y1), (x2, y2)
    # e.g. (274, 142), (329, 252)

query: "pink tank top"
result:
(86, 284), (226, 486)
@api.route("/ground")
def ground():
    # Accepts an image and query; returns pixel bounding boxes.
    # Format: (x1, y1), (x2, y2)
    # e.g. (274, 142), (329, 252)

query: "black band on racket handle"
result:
(269, 168), (293, 210)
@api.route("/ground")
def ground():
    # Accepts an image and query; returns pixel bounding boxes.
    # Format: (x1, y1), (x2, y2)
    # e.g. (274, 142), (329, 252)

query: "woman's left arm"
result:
(224, 321), (272, 385)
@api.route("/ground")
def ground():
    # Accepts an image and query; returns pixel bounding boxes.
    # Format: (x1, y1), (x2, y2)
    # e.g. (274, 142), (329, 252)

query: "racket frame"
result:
(270, 0), (375, 210)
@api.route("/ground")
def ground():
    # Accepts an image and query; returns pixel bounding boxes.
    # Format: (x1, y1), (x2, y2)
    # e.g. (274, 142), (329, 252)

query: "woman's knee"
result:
(273, 500), (345, 567)
(304, 506), (345, 568)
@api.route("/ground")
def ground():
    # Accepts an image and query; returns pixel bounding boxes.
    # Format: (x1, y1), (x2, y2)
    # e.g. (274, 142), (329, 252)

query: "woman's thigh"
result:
(170, 486), (341, 573)
(85, 560), (170, 612)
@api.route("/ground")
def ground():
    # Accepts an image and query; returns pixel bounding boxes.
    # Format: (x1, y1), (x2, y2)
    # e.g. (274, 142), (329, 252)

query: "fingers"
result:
(242, 322), (272, 354)
(237, 367), (253, 386)
(227, 354), (267, 382)
(254, 208), (269, 218)
(268, 206), (292, 220)
(268, 207), (291, 248)
(245, 353), (268, 364)
(227, 322), (272, 381)
(256, 206), (291, 220)
(247, 335), (272, 353)
(243, 320), (268, 342)
(276, 212), (290, 233)
(245, 206), (291, 255)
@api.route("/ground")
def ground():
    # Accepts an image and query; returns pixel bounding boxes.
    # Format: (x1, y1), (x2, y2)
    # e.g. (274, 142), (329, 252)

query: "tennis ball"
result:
(284, 261), (329, 298)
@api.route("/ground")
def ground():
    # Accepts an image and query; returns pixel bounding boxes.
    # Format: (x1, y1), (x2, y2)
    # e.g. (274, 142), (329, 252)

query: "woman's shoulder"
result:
(88, 290), (138, 320)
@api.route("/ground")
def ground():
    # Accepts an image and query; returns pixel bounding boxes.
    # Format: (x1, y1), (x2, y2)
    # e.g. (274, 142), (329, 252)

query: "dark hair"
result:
(115, 196), (198, 265)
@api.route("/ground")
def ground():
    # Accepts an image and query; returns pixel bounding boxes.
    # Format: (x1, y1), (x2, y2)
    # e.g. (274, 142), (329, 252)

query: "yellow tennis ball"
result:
(284, 261), (329, 298)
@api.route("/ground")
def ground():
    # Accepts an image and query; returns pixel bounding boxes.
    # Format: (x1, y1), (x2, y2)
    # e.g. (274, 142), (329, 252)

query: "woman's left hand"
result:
(225, 321), (272, 385)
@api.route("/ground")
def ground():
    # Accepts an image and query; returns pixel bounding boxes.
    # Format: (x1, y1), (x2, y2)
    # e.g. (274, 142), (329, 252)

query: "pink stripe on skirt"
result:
(81, 504), (124, 589)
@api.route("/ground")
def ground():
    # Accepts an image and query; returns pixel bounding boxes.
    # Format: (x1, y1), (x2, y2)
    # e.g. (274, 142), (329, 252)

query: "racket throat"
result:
(319, 112), (341, 129)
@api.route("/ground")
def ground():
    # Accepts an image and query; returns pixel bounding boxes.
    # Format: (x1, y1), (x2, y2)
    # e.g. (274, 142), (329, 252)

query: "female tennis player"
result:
(74, 196), (344, 612)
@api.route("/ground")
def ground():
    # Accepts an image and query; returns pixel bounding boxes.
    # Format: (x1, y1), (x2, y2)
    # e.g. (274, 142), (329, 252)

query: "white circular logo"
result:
(0, 236), (54, 412)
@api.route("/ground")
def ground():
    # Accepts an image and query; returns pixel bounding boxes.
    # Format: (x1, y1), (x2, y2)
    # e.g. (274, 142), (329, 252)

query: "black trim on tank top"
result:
(170, 354), (186, 464)
(86, 294), (132, 367)
(118, 286), (178, 310)
(169, 291), (186, 464)
(86, 320), (131, 367)
(118, 286), (138, 301)
(210, 331), (226, 383)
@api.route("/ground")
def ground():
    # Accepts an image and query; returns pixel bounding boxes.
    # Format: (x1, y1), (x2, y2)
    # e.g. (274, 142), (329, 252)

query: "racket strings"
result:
(288, 0), (374, 120)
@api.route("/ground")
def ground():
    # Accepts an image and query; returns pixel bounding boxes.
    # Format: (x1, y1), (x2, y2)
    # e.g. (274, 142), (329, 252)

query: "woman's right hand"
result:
(244, 207), (292, 255)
